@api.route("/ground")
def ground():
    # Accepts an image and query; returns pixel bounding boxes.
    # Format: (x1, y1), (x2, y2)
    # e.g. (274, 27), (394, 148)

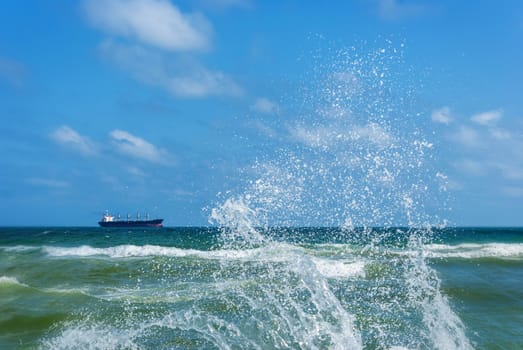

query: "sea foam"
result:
(425, 242), (523, 259)
(311, 258), (366, 279)
(0, 276), (24, 286)
(42, 242), (334, 264)
(40, 324), (140, 350)
(0, 245), (40, 252)
(42, 244), (276, 260)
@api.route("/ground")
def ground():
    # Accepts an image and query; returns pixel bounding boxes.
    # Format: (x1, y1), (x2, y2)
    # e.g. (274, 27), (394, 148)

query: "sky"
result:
(1, 0), (522, 226)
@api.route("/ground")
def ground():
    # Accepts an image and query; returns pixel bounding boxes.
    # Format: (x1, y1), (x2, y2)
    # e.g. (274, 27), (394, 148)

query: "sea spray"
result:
(209, 39), (472, 349)
(209, 193), (363, 348)
(405, 233), (474, 350)
(209, 196), (266, 248)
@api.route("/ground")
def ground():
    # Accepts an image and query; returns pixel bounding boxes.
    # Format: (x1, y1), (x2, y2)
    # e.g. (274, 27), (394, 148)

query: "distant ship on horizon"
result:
(98, 211), (164, 228)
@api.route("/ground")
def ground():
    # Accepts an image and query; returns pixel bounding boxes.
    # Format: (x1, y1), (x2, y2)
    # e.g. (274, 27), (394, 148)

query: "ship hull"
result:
(98, 219), (163, 228)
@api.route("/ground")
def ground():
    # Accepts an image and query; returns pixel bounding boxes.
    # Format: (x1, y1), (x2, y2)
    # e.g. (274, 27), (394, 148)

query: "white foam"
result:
(406, 238), (474, 350)
(425, 242), (523, 259)
(0, 276), (26, 287)
(209, 195), (266, 247)
(0, 245), (40, 252)
(43, 244), (222, 259)
(42, 242), (301, 263)
(312, 258), (366, 279)
(40, 324), (140, 350)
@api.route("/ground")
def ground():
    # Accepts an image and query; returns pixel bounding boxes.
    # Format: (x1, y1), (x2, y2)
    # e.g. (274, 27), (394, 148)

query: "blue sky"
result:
(1, 0), (522, 226)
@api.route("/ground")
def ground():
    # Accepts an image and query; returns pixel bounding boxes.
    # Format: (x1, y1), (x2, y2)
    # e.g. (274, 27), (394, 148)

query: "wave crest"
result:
(426, 243), (523, 259)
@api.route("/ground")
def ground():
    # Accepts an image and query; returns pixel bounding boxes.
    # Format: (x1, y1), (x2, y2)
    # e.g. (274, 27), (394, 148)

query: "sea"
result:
(3, 41), (521, 349)
(1, 226), (522, 349)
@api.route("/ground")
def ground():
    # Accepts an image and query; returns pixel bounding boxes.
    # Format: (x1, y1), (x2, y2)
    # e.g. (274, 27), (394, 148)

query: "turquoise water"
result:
(1, 227), (522, 349)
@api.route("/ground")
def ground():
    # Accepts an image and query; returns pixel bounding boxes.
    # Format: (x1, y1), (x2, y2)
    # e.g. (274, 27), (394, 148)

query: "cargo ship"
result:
(98, 211), (163, 228)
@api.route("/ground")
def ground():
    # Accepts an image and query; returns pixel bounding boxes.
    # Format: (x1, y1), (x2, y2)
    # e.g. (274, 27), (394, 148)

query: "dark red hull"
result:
(98, 219), (163, 228)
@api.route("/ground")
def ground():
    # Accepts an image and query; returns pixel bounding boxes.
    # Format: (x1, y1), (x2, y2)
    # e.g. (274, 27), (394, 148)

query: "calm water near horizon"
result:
(1, 226), (522, 349)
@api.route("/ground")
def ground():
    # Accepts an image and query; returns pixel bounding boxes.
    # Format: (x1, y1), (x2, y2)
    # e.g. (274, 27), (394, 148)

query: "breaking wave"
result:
(425, 242), (523, 259)
(0, 275), (26, 286)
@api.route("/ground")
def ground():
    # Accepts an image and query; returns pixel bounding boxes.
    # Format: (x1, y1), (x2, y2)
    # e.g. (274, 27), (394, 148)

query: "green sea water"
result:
(1, 227), (522, 349)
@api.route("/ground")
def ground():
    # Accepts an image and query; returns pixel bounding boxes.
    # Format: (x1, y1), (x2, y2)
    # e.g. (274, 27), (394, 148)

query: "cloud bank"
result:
(100, 40), (242, 97)
(50, 125), (173, 165)
(84, 0), (241, 98)
(437, 107), (523, 196)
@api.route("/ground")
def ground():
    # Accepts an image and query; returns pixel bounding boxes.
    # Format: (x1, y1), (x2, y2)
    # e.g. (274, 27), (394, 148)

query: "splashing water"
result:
(209, 40), (473, 349)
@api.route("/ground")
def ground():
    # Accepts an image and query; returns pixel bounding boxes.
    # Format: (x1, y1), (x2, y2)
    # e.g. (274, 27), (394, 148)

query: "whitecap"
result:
(42, 242), (300, 262)
(0, 245), (40, 252)
(312, 258), (366, 279)
(43, 244), (202, 259)
(0, 276), (26, 287)
(40, 324), (140, 350)
(425, 242), (523, 259)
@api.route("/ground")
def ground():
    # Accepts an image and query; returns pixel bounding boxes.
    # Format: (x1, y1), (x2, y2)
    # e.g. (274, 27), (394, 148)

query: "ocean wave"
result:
(43, 244), (284, 260)
(0, 276), (26, 286)
(425, 243), (523, 259)
(42, 244), (367, 280)
(40, 323), (140, 350)
(311, 258), (366, 279)
(42, 243), (318, 262)
(43, 244), (219, 259)
(0, 245), (40, 252)
(0, 276), (94, 299)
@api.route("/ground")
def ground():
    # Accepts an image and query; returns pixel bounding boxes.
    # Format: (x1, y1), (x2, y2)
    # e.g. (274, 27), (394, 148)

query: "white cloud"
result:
(431, 106), (452, 125)
(376, 0), (428, 20)
(501, 186), (523, 197)
(26, 178), (69, 188)
(247, 120), (278, 138)
(167, 66), (242, 97)
(84, 0), (212, 52)
(289, 122), (394, 150)
(50, 126), (176, 166)
(197, 0), (253, 10)
(316, 105), (351, 120)
(470, 109), (502, 126)
(126, 166), (146, 177)
(251, 97), (280, 115)
(454, 159), (485, 176)
(442, 106), (523, 198)
(452, 125), (481, 149)
(100, 39), (242, 98)
(50, 126), (98, 155)
(85, 0), (243, 99)
(290, 125), (331, 149)
(450, 109), (512, 149)
(110, 129), (171, 164)
(488, 127), (511, 140)
(352, 123), (394, 147)
(492, 161), (523, 180)
(452, 125), (523, 180)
